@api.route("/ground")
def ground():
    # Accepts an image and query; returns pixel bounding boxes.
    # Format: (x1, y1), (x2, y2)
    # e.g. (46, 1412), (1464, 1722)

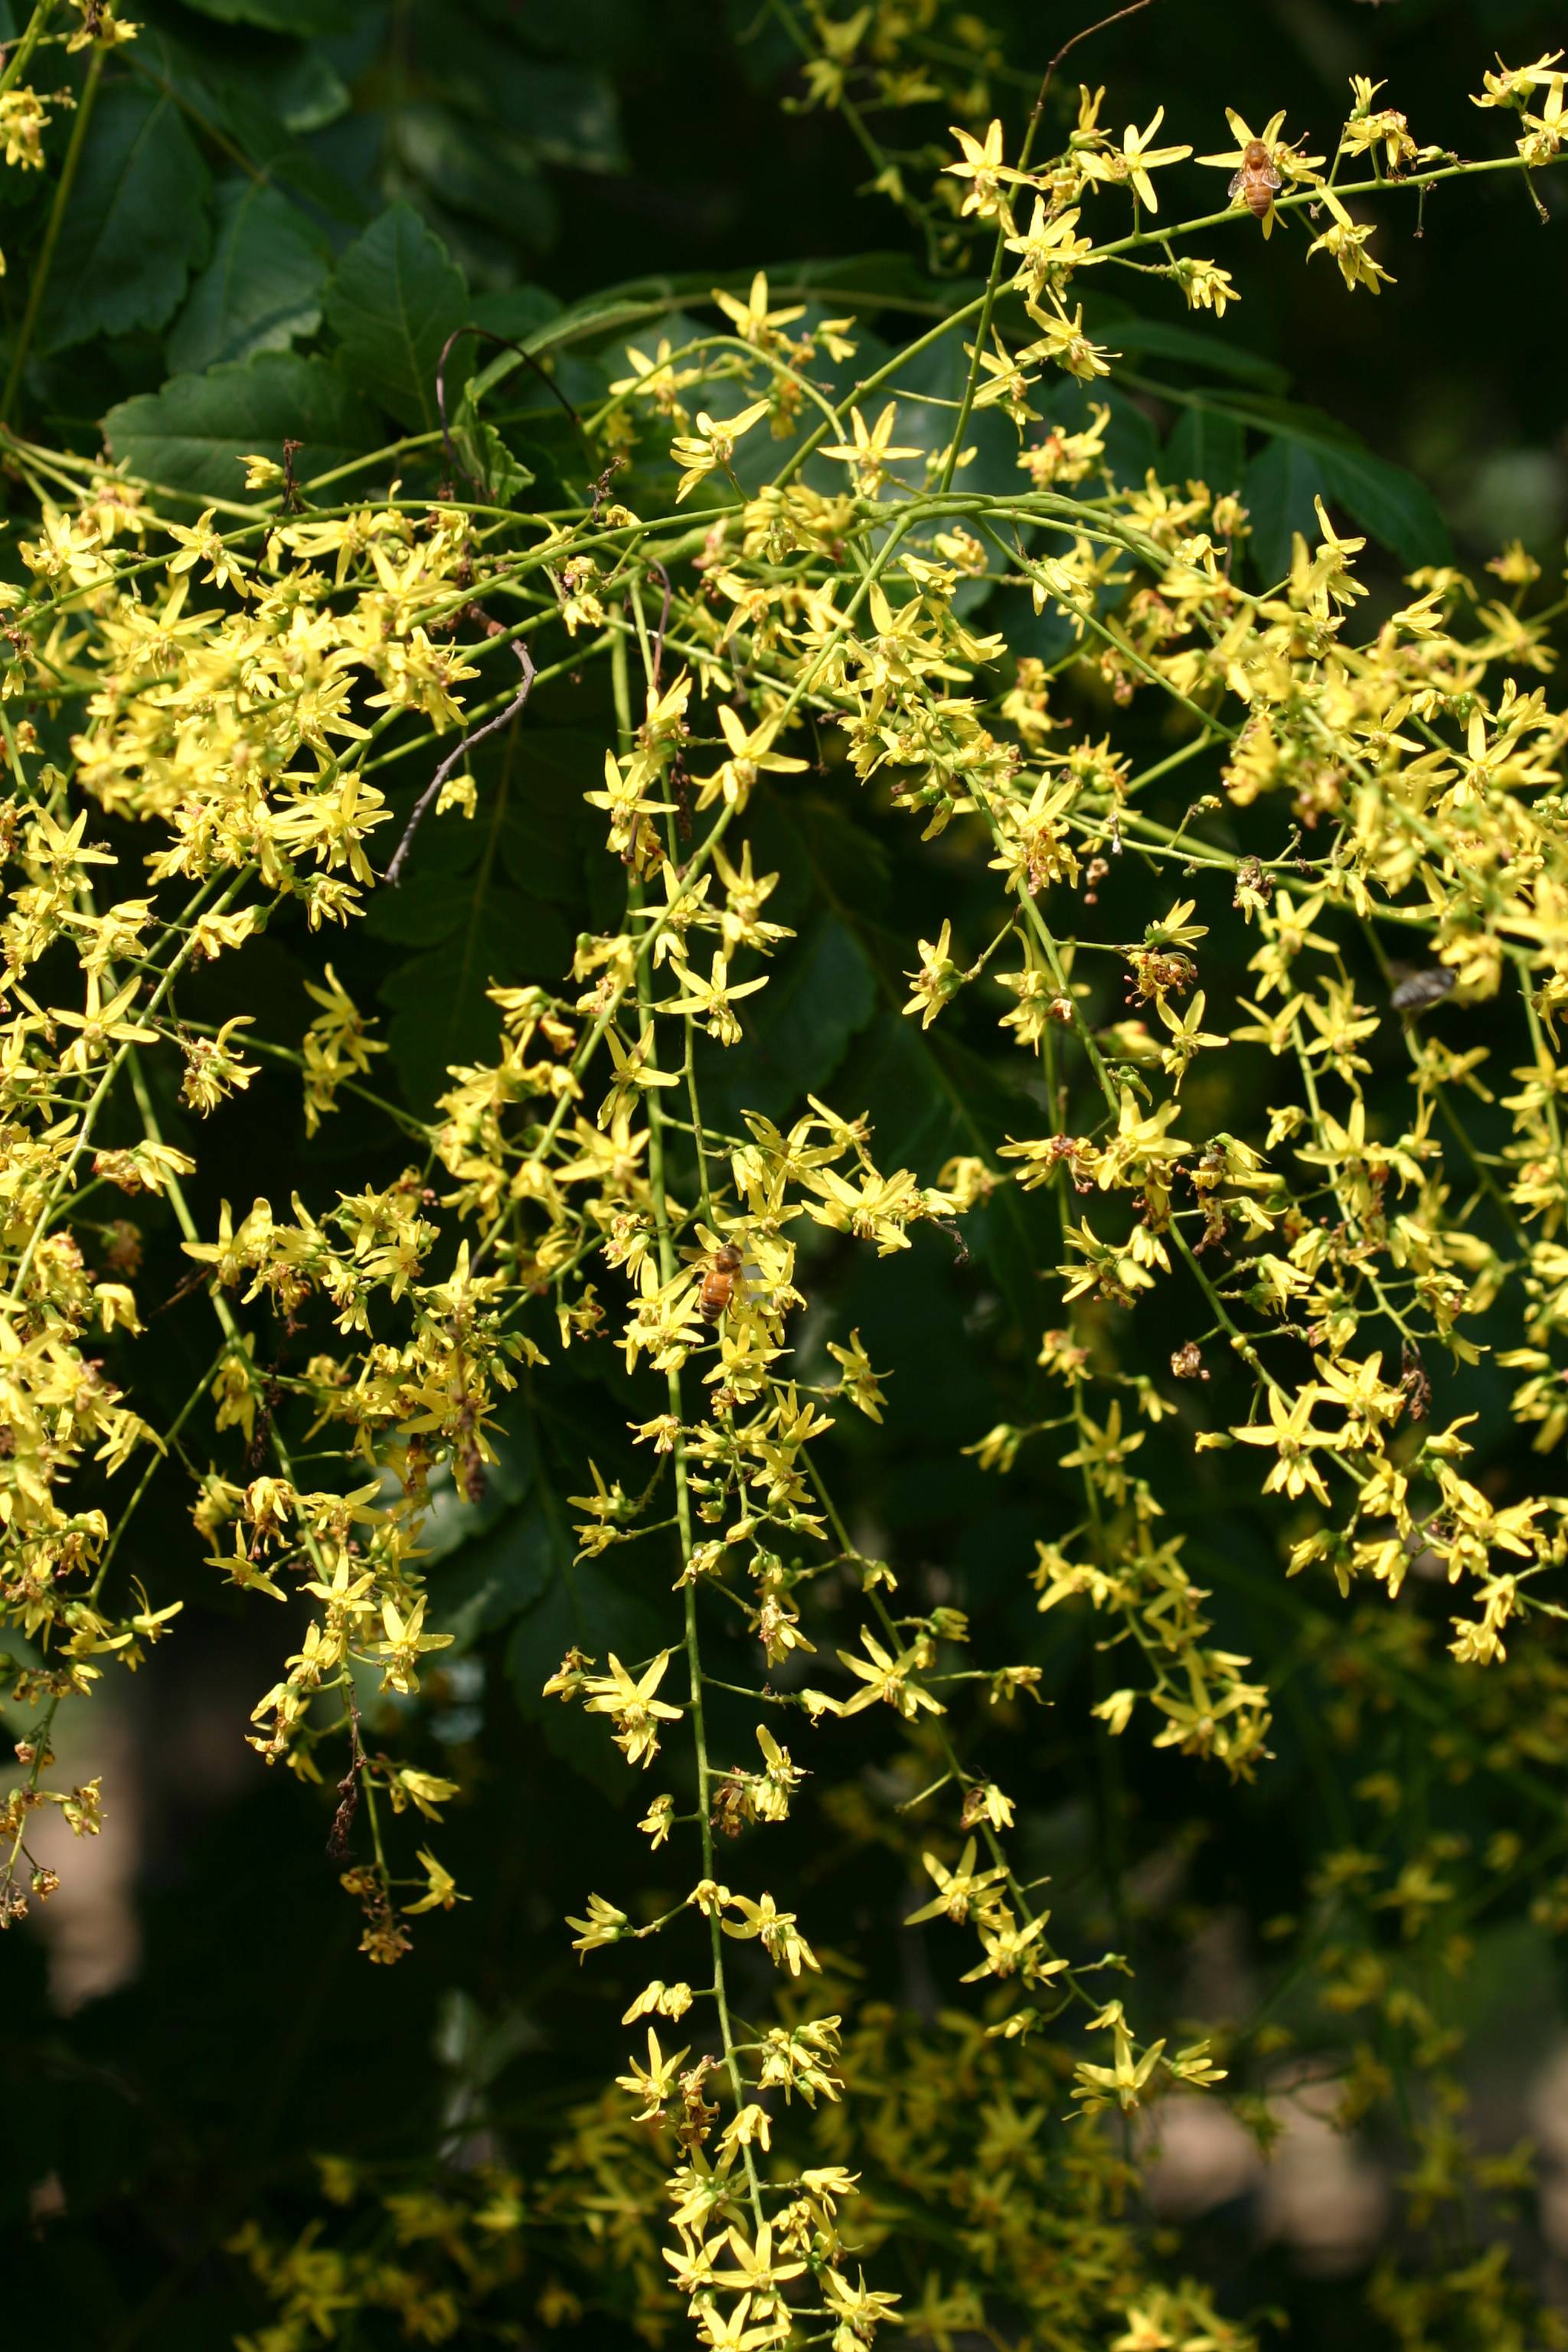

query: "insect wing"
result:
(1390, 966), (1457, 1013)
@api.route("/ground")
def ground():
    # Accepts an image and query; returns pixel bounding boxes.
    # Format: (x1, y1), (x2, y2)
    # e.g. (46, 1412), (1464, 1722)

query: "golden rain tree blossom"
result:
(670, 400), (771, 501)
(6, 16), (1568, 2350)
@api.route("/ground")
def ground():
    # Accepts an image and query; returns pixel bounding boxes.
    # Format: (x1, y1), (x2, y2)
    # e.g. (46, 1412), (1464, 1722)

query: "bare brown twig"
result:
(435, 325), (585, 501)
(326, 1684), (368, 1863)
(383, 642), (537, 887)
(646, 557), (674, 691)
(1028, 0), (1158, 145)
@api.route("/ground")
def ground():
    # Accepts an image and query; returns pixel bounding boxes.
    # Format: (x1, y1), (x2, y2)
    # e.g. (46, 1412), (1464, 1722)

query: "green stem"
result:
(485, 514), (920, 1214)
(0, 1338), (224, 1903)
(3, 867), (245, 1305)
(802, 1445), (1097, 2014)
(2, 45), (104, 426)
(613, 626), (766, 2225)
(937, 250), (1009, 495)
(0, 0), (59, 96)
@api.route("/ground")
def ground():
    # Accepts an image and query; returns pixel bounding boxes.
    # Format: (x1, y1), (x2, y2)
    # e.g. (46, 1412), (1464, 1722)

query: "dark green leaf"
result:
(420, 1418), (536, 1570)
(176, 0), (361, 30)
(1086, 305), (1287, 391)
(364, 875), (501, 952)
(469, 285), (565, 343)
(38, 84), (211, 354)
(1316, 443), (1452, 572)
(105, 351), (380, 501)
(498, 731), (599, 903)
(435, 1514), (557, 1651)
(1166, 403), (1246, 495)
(1243, 436), (1329, 586)
(848, 1008), (965, 1180)
(745, 791), (892, 929)
(217, 82), (370, 224)
(841, 1011), (1049, 1331)
(727, 914), (876, 1120)
(503, 62), (626, 173)
(323, 203), (469, 431)
(420, 17), (627, 175)
(449, 378), (536, 505)
(377, 893), (573, 1112)
(1226, 391), (1366, 449)
(780, 250), (956, 311)
(249, 45), (352, 136)
(1042, 381), (1158, 498)
(387, 104), (557, 247)
(505, 1553), (668, 1796)
(166, 181), (330, 375)
(1231, 394), (1452, 570)
(515, 289), (675, 361)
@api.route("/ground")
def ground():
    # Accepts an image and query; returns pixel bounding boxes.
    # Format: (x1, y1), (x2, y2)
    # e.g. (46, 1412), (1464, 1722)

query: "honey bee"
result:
(698, 1242), (743, 1324)
(1230, 139), (1283, 221)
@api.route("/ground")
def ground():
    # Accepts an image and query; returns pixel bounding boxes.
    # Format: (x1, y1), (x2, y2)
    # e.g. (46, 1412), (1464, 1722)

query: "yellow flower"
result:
(711, 270), (805, 351)
(903, 1838), (1007, 1926)
(669, 400), (770, 501)
(613, 2025), (689, 2119)
(403, 1847), (469, 1914)
(722, 1890), (820, 1975)
(0, 87), (53, 171)
(1196, 107), (1324, 237)
(1116, 107), (1193, 211)
(580, 1650), (684, 1768)
(564, 1893), (629, 1956)
(662, 950), (769, 1047)
(46, 971), (158, 1076)
(694, 704), (808, 815)
(942, 117), (1035, 221)
(1307, 191), (1396, 295)
(903, 918), (964, 1027)
(820, 400), (922, 495)
(1231, 1383), (1332, 1505)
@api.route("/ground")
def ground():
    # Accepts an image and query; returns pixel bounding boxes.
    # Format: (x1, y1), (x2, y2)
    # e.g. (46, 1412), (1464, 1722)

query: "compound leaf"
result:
(323, 202), (469, 431)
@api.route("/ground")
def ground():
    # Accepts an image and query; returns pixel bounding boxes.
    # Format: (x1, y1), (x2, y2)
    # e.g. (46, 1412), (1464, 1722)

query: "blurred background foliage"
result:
(5, 1), (1568, 2346)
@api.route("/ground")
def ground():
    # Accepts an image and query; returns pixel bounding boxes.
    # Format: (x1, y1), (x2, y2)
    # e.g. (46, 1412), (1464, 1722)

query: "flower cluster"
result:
(5, 7), (1568, 2348)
